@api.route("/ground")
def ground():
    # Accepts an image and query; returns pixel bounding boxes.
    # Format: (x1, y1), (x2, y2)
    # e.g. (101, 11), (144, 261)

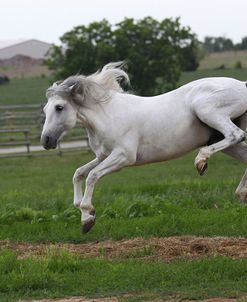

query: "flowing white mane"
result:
(46, 62), (130, 104)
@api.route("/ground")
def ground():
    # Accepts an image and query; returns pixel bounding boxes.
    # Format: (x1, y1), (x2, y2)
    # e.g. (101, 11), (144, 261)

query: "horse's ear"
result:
(69, 80), (85, 104)
(69, 81), (84, 95)
(55, 80), (63, 86)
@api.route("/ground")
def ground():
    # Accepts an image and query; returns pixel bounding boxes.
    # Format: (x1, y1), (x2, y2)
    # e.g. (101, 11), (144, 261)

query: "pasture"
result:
(0, 77), (50, 105)
(0, 150), (247, 301)
(1, 62), (247, 301)
(199, 50), (247, 70)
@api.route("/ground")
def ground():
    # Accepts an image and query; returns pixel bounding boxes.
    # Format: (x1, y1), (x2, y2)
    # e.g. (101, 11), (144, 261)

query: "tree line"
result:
(45, 17), (200, 95)
(203, 36), (247, 53)
(45, 17), (246, 95)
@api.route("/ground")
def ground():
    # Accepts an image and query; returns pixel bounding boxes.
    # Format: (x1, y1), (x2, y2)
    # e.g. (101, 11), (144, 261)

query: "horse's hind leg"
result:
(223, 142), (247, 203)
(195, 115), (246, 175)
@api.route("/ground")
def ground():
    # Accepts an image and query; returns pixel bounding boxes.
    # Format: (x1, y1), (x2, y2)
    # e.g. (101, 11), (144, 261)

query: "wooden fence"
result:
(0, 104), (88, 157)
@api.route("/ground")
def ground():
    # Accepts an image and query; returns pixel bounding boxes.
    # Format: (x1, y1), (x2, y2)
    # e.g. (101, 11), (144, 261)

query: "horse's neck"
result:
(77, 102), (108, 134)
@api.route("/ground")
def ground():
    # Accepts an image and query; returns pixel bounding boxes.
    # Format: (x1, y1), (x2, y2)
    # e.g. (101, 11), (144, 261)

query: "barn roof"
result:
(0, 39), (52, 60)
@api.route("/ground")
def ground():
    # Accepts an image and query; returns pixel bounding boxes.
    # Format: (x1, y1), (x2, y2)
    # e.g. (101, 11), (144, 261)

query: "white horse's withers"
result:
(41, 62), (247, 233)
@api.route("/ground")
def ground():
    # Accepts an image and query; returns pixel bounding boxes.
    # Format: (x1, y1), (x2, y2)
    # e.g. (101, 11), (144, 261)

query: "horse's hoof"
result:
(81, 215), (96, 234)
(235, 189), (247, 203)
(196, 160), (208, 176)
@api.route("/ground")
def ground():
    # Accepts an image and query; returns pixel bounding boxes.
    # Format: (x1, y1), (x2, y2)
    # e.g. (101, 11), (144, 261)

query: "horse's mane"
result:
(46, 62), (130, 104)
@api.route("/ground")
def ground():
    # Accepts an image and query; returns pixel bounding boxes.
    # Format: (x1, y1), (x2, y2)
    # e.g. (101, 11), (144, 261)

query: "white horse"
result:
(41, 62), (247, 233)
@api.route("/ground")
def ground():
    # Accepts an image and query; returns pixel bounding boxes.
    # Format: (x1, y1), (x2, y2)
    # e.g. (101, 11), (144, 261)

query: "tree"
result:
(241, 37), (247, 50)
(45, 19), (114, 78)
(114, 17), (199, 94)
(203, 36), (234, 53)
(45, 17), (199, 95)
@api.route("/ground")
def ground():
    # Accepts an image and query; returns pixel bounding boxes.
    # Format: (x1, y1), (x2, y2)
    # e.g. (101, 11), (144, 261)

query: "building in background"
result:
(0, 39), (52, 60)
(0, 39), (52, 78)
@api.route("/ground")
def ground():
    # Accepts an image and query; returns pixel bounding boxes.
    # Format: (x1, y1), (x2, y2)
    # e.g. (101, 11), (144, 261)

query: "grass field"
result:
(0, 76), (50, 105)
(199, 50), (247, 70)
(1, 59), (247, 301)
(0, 151), (247, 301)
(0, 151), (247, 241)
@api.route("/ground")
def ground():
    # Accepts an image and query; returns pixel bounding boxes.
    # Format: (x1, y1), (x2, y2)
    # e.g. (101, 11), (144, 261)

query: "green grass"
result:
(0, 76), (50, 105)
(0, 249), (246, 302)
(180, 68), (247, 86)
(0, 151), (246, 242)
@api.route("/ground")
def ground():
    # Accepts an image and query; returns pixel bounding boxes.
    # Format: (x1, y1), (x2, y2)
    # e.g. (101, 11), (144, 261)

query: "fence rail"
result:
(0, 104), (89, 157)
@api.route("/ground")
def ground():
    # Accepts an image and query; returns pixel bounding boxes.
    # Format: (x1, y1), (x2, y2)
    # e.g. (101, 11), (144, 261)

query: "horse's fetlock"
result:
(80, 203), (95, 212)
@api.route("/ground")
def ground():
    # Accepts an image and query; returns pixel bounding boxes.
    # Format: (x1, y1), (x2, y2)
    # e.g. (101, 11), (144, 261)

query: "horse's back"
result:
(179, 77), (247, 120)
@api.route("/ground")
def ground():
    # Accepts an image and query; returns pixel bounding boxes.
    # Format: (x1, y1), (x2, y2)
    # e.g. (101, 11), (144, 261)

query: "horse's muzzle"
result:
(41, 134), (57, 150)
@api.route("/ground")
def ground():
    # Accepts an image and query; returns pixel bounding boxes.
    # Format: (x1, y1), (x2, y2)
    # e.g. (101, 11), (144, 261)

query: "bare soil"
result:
(1, 235), (247, 262)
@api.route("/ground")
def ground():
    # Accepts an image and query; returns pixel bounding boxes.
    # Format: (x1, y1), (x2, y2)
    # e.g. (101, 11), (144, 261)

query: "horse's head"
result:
(41, 80), (81, 150)
(41, 62), (129, 150)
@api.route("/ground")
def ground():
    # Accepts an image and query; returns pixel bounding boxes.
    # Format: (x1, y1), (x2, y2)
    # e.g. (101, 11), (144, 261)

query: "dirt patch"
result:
(1, 236), (247, 262)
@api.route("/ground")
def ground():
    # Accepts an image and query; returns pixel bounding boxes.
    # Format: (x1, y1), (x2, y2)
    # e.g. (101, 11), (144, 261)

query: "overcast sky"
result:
(1, 0), (246, 45)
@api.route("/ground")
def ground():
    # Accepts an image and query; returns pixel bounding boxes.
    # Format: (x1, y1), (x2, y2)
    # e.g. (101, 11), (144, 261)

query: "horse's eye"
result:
(55, 105), (64, 112)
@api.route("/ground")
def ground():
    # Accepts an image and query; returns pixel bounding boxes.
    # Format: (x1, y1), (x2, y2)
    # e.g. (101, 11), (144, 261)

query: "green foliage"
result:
(235, 61), (242, 69)
(203, 36), (235, 53)
(234, 36), (247, 51)
(0, 249), (247, 301)
(0, 205), (79, 225)
(45, 17), (199, 95)
(203, 35), (247, 53)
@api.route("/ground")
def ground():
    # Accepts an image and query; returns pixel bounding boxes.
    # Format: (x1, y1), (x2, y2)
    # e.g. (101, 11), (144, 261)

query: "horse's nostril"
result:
(45, 136), (50, 144)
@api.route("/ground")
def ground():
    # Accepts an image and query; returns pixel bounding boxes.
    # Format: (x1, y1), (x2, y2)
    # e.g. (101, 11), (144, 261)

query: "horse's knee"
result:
(73, 168), (83, 184)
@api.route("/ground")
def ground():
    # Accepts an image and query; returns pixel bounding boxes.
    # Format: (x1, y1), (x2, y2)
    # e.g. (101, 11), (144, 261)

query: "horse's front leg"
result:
(73, 158), (100, 208)
(80, 149), (135, 233)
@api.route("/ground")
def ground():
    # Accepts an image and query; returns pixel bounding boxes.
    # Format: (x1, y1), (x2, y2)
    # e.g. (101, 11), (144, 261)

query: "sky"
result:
(1, 0), (247, 46)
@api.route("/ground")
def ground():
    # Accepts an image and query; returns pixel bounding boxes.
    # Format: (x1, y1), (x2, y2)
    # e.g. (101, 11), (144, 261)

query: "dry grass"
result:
(2, 236), (247, 262)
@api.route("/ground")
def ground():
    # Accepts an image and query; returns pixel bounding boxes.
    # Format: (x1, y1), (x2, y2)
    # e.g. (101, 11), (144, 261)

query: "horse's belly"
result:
(135, 119), (212, 165)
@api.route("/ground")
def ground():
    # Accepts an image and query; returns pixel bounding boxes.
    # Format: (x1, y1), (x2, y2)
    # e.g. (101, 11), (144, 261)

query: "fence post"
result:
(23, 129), (30, 154)
(57, 142), (62, 156)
